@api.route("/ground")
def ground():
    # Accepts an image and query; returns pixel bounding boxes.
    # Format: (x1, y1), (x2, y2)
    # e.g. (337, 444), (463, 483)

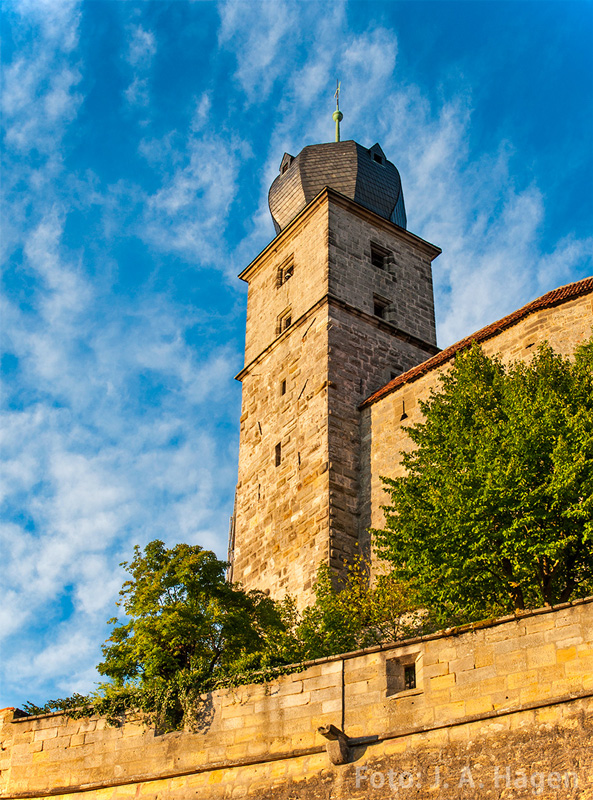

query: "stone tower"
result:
(229, 139), (441, 606)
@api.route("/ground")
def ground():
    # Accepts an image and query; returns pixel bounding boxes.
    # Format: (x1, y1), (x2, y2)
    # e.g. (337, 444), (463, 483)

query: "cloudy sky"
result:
(1, 0), (592, 709)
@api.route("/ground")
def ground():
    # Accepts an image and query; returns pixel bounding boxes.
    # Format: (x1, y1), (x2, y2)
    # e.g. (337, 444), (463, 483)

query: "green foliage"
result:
(294, 559), (427, 659)
(373, 339), (593, 625)
(26, 545), (420, 729)
(26, 541), (298, 730)
(98, 540), (290, 685)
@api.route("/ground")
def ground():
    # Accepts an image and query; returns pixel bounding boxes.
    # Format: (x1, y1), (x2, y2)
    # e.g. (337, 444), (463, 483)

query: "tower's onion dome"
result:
(268, 140), (407, 234)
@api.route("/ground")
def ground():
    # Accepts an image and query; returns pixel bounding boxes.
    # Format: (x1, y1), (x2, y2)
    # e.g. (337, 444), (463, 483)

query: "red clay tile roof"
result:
(361, 277), (593, 409)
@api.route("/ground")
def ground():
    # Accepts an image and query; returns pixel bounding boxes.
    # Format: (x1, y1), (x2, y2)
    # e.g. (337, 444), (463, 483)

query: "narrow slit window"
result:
(404, 664), (416, 690)
(275, 442), (282, 467)
(277, 308), (292, 335)
(277, 257), (294, 287)
(281, 379), (287, 396)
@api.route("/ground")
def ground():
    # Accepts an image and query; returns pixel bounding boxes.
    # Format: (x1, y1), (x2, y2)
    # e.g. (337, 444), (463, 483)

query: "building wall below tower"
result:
(361, 289), (593, 558)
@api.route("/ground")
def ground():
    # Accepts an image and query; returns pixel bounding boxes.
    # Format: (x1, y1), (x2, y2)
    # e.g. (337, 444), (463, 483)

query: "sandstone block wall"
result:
(327, 197), (438, 348)
(240, 195), (329, 367)
(233, 304), (331, 600)
(2, 600), (592, 799)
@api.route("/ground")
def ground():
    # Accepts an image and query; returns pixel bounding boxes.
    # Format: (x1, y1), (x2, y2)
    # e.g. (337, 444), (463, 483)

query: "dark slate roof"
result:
(360, 277), (593, 409)
(268, 140), (407, 234)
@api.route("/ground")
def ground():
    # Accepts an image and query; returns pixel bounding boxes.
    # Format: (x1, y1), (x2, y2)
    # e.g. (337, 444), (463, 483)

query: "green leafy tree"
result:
(25, 545), (421, 727)
(98, 539), (287, 685)
(373, 339), (593, 624)
(25, 541), (297, 729)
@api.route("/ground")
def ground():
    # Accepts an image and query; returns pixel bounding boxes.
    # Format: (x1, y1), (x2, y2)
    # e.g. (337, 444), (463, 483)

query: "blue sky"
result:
(1, 0), (592, 709)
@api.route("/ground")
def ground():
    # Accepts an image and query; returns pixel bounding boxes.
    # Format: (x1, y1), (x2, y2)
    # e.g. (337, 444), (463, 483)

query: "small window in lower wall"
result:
(276, 307), (292, 335)
(275, 442), (282, 467)
(386, 652), (422, 696)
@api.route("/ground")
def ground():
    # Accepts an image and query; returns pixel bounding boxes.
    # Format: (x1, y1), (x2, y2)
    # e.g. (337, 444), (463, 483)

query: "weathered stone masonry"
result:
(2, 599), (592, 799)
(232, 187), (440, 605)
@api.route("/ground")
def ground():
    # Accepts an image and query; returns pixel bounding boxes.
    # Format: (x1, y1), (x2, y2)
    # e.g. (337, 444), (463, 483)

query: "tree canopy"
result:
(25, 544), (421, 728)
(98, 540), (289, 685)
(373, 339), (593, 624)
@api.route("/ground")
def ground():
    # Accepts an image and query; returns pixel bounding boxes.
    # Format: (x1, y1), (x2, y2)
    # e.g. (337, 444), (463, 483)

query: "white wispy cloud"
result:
(1, 3), (242, 706)
(138, 124), (252, 268)
(123, 23), (157, 108)
(2, 208), (241, 701)
(2, 16), (82, 154)
(218, 0), (300, 102)
(128, 24), (157, 68)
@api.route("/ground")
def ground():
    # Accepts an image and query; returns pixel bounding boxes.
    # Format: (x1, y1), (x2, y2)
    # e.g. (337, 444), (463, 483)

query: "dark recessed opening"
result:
(282, 162), (289, 174)
(404, 665), (416, 690)
(275, 442), (281, 467)
(373, 153), (383, 164)
(277, 258), (294, 287)
(374, 297), (389, 319)
(281, 379), (287, 395)
(277, 309), (292, 335)
(371, 242), (391, 270)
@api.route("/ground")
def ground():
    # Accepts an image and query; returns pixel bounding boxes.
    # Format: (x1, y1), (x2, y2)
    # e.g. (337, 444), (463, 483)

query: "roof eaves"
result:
(360, 277), (593, 409)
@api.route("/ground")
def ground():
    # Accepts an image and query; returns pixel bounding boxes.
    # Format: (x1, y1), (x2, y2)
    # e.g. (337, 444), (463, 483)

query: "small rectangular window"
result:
(276, 308), (292, 335)
(386, 654), (421, 696)
(373, 296), (390, 319)
(371, 242), (391, 270)
(275, 442), (282, 467)
(277, 257), (294, 287)
(281, 379), (287, 395)
(404, 665), (416, 690)
(373, 153), (383, 164)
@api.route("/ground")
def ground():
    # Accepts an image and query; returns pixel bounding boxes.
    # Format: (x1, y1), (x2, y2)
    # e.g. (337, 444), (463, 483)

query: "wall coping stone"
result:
(10, 595), (592, 725)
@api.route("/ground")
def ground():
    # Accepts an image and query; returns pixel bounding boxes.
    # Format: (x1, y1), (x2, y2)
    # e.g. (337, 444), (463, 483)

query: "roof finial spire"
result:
(333, 80), (343, 142)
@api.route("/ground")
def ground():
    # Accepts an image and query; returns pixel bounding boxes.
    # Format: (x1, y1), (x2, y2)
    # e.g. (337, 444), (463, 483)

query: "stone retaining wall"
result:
(1, 599), (592, 799)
